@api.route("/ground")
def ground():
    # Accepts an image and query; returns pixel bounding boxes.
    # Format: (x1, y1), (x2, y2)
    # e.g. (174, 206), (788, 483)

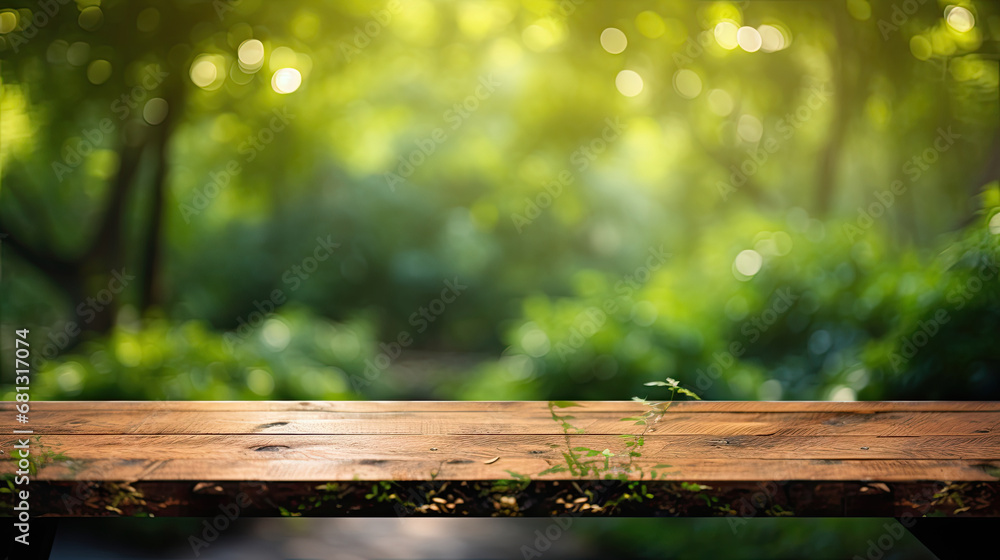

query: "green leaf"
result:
(551, 401), (581, 408)
(676, 388), (702, 400)
(978, 465), (1000, 479)
(504, 470), (530, 481)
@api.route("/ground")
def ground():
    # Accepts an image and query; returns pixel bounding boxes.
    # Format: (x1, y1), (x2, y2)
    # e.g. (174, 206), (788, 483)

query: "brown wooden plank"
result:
(8, 409), (998, 436)
(1, 410), (776, 436)
(3, 434), (998, 467)
(14, 456), (1000, 482)
(3, 400), (999, 413)
(5, 400), (998, 518)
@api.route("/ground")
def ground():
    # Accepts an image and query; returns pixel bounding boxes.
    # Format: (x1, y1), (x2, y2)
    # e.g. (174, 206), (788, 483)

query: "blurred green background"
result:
(2, 0), (998, 403)
(2, 1), (998, 557)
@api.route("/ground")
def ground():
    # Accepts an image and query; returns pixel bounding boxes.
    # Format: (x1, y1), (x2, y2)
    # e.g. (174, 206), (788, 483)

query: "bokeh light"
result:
(635, 11), (666, 39)
(190, 55), (222, 89)
(78, 6), (103, 31)
(673, 69), (702, 99)
(142, 98), (169, 125)
(758, 25), (786, 52)
(910, 35), (933, 60)
(714, 21), (739, 50)
(271, 67), (302, 94)
(737, 114), (763, 143)
(522, 23), (558, 52)
(0, 10), (18, 33)
(86, 59), (112, 85)
(737, 26), (762, 52)
(66, 42), (90, 66)
(247, 369), (275, 396)
(615, 69), (643, 97)
(707, 89), (734, 116)
(600, 27), (627, 54)
(238, 39), (265, 69)
(734, 249), (763, 278)
(520, 325), (550, 358)
(847, 0), (872, 21)
(945, 6), (975, 32)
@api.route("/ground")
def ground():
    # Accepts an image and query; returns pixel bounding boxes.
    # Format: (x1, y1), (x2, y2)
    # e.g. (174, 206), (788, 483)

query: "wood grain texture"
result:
(1, 401), (998, 485)
(4, 433), (999, 461)
(6, 410), (998, 436)
(19, 457), (1000, 483)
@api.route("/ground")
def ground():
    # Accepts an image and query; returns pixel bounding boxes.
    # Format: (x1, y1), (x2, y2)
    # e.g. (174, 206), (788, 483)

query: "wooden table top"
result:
(4, 400), (999, 483)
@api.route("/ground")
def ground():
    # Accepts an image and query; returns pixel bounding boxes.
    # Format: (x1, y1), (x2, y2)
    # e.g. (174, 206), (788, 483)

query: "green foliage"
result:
(1, 0), (998, 405)
(17, 306), (367, 400)
(5, 2), (991, 554)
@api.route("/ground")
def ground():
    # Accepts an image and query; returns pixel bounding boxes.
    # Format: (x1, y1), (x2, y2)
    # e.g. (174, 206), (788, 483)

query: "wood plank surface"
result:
(1, 401), (998, 484)
(5, 433), (999, 461)
(19, 457), (1000, 483)
(7, 410), (997, 436)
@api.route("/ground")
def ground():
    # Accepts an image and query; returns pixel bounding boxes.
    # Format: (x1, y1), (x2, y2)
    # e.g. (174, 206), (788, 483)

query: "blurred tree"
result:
(0, 0), (998, 401)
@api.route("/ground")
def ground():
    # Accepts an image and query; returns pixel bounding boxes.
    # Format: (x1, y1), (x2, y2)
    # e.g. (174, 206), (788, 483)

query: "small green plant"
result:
(528, 378), (702, 512)
(364, 480), (396, 502)
(480, 379), (703, 514)
(486, 471), (531, 495)
(617, 377), (702, 482)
